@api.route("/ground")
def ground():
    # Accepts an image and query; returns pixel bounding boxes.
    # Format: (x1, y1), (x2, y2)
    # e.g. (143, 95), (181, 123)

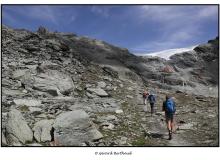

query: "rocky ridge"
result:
(1, 25), (218, 146)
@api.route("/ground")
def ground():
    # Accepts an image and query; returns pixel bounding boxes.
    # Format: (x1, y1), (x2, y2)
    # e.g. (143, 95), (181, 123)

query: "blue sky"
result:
(2, 5), (219, 54)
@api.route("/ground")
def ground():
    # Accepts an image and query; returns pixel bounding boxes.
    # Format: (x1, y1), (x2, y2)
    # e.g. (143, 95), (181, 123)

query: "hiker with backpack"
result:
(143, 90), (149, 105)
(162, 95), (176, 140)
(148, 93), (156, 115)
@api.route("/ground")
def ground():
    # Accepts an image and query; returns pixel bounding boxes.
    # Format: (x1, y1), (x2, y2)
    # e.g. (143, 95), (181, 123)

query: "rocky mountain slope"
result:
(136, 37), (219, 97)
(1, 25), (219, 146)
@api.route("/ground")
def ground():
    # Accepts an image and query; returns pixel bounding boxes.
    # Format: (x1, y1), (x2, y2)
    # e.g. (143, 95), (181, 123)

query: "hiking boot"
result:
(168, 131), (172, 140)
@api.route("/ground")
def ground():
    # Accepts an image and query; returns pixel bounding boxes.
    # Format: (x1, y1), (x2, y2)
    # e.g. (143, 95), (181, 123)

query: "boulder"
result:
(6, 134), (22, 146)
(87, 88), (108, 97)
(6, 109), (33, 144)
(127, 87), (133, 91)
(97, 81), (106, 88)
(86, 92), (98, 98)
(126, 95), (133, 99)
(119, 84), (124, 88)
(33, 119), (54, 142)
(12, 69), (29, 79)
(115, 109), (123, 114)
(2, 88), (23, 96)
(53, 110), (103, 146)
(33, 70), (74, 96)
(69, 98), (121, 114)
(117, 137), (127, 145)
(28, 107), (42, 114)
(96, 115), (118, 123)
(2, 132), (7, 146)
(103, 76), (112, 82)
(13, 99), (42, 107)
(101, 122), (115, 130)
(178, 123), (194, 130)
(38, 61), (60, 71)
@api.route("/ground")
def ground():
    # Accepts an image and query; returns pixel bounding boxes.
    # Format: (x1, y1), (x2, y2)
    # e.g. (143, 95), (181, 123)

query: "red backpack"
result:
(143, 91), (148, 98)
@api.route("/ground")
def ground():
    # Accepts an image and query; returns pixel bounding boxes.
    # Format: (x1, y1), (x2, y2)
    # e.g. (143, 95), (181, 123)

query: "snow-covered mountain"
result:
(136, 46), (197, 60)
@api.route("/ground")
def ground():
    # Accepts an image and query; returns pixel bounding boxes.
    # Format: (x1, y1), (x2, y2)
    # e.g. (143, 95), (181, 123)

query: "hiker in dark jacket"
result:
(148, 94), (156, 116)
(162, 95), (176, 140)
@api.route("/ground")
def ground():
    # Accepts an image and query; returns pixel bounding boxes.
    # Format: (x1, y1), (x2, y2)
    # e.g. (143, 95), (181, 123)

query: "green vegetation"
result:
(19, 105), (29, 112)
(131, 136), (146, 146)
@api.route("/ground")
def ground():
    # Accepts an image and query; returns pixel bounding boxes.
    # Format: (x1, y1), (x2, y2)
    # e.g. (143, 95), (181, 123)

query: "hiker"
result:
(143, 90), (149, 105)
(148, 93), (156, 115)
(162, 95), (176, 140)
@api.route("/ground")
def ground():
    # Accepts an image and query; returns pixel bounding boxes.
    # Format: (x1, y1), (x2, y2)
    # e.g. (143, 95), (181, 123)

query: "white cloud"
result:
(139, 5), (186, 22)
(138, 5), (218, 24)
(131, 5), (218, 53)
(131, 40), (178, 53)
(3, 6), (59, 25)
(28, 6), (58, 25)
(3, 6), (79, 26)
(197, 6), (218, 19)
(131, 29), (198, 54)
(169, 27), (200, 42)
(131, 27), (200, 53)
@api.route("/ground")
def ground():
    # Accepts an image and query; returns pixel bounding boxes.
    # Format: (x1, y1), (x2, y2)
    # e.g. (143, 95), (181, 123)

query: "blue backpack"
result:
(165, 98), (175, 113)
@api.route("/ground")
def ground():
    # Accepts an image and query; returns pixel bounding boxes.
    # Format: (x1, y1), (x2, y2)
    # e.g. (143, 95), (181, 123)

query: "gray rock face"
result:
(2, 88), (23, 96)
(2, 132), (7, 146)
(13, 99), (42, 107)
(178, 123), (195, 130)
(87, 88), (108, 97)
(97, 81), (106, 88)
(33, 119), (54, 142)
(101, 122), (115, 130)
(12, 69), (29, 79)
(96, 115), (118, 123)
(126, 95), (134, 99)
(6, 109), (33, 144)
(28, 107), (42, 114)
(53, 110), (103, 146)
(68, 98), (120, 114)
(115, 109), (123, 114)
(33, 70), (74, 96)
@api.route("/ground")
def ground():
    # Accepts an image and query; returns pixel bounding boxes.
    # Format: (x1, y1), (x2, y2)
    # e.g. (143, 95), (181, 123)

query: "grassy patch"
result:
(121, 101), (129, 109)
(75, 83), (86, 97)
(19, 105), (29, 112)
(131, 136), (146, 146)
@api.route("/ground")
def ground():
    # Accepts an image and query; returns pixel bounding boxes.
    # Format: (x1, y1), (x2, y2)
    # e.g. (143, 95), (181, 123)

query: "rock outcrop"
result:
(6, 109), (33, 145)
(53, 110), (103, 146)
(33, 119), (54, 142)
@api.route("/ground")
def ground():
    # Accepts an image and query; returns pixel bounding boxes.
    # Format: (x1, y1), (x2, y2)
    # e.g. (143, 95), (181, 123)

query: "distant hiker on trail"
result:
(148, 94), (156, 115)
(162, 95), (176, 140)
(143, 90), (149, 105)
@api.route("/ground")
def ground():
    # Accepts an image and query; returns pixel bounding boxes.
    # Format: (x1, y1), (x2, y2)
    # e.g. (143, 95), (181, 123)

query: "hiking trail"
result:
(133, 81), (191, 146)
